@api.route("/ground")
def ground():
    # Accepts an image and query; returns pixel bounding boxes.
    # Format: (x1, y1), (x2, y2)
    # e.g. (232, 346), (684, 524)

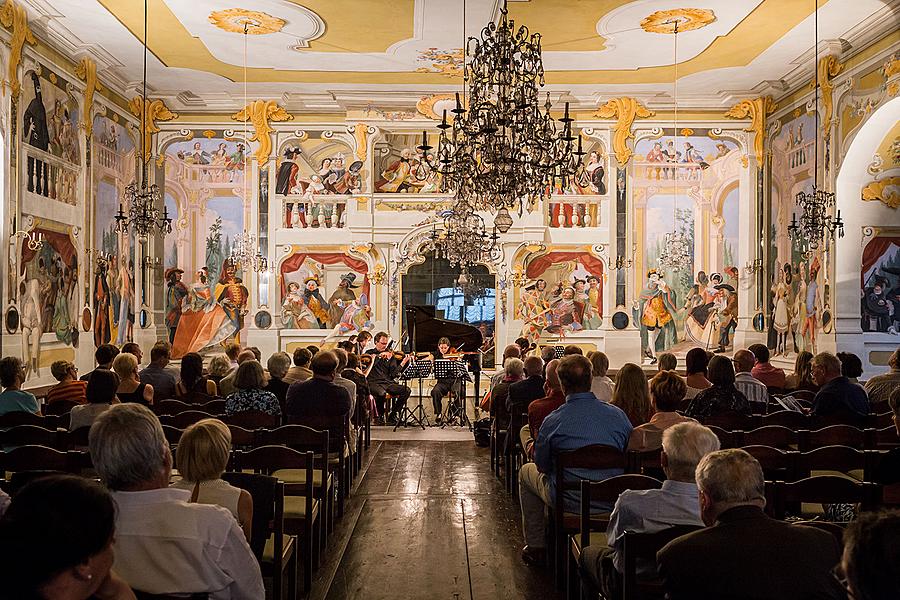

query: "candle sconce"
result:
(743, 258), (763, 277)
(12, 230), (44, 251)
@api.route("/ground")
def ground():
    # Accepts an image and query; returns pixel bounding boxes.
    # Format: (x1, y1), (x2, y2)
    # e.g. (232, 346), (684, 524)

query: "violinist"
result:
(430, 337), (465, 424)
(365, 331), (411, 425)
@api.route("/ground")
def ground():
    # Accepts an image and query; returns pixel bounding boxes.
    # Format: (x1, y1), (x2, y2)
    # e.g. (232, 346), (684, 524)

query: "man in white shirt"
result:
(733, 349), (769, 413)
(89, 404), (263, 599)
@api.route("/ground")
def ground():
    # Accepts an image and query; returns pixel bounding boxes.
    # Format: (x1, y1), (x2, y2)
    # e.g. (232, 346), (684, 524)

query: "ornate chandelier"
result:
(114, 0), (171, 238)
(431, 210), (500, 268)
(229, 232), (268, 273)
(420, 0), (583, 227)
(787, 3), (843, 251)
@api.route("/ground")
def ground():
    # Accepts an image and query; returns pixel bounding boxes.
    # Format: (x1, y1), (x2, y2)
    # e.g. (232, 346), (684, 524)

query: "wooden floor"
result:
(310, 440), (562, 600)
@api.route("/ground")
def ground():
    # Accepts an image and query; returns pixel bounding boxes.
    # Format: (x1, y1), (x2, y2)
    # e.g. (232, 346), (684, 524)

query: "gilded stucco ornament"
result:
(208, 9), (285, 35)
(862, 177), (900, 210)
(724, 96), (775, 165)
(818, 55), (844, 142)
(128, 97), (178, 163)
(348, 123), (375, 162)
(232, 100), (292, 165)
(75, 58), (102, 139)
(0, 0), (35, 98)
(594, 98), (655, 166)
(640, 8), (716, 34)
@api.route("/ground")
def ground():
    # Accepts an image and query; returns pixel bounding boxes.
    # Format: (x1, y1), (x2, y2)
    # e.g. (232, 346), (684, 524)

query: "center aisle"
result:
(311, 437), (563, 600)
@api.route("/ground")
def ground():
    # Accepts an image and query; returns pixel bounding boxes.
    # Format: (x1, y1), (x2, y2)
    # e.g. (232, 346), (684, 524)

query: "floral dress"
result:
(225, 388), (282, 416)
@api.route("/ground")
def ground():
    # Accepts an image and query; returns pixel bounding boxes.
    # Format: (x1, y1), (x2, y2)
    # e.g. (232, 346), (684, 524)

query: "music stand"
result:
(434, 359), (472, 430)
(395, 359), (431, 430)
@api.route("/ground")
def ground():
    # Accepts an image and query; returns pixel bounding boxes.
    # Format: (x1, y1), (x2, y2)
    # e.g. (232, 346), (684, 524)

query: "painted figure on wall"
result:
(374, 134), (442, 193)
(801, 258), (822, 353)
(280, 253), (371, 332)
(771, 264), (794, 356)
(165, 268), (189, 344)
(861, 236), (900, 334)
(93, 260), (111, 347)
(517, 279), (551, 343)
(21, 278), (43, 377)
(302, 276), (329, 329)
(635, 270), (678, 363)
(215, 260), (250, 344)
(282, 282), (317, 329)
(715, 283), (739, 354)
(23, 72), (49, 195)
(328, 273), (359, 328)
(275, 142), (361, 228)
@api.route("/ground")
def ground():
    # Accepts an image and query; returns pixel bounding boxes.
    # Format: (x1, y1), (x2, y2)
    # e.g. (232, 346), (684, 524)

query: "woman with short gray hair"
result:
(264, 351), (292, 410)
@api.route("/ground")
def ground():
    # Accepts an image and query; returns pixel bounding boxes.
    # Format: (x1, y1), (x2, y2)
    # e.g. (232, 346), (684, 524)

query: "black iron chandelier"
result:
(417, 0), (584, 231)
(430, 210), (501, 268)
(787, 1), (843, 250)
(115, 0), (171, 238)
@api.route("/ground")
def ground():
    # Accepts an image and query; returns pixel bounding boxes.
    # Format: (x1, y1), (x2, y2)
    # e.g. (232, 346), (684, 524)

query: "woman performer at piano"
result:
(365, 331), (412, 425)
(430, 337), (466, 425)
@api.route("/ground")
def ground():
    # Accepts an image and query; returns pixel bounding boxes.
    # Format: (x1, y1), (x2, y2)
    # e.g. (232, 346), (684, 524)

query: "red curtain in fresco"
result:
(525, 251), (604, 316)
(279, 252), (370, 298)
(20, 228), (77, 273)
(861, 237), (900, 287)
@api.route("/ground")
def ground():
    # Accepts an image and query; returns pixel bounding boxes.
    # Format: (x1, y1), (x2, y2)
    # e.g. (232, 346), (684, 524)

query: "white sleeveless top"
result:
(171, 478), (242, 522)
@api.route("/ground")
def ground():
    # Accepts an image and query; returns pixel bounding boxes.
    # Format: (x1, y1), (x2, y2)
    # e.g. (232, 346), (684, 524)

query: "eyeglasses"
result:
(831, 565), (855, 599)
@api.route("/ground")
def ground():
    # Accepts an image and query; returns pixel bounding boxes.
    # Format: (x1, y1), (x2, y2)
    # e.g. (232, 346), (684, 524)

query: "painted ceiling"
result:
(19, 0), (900, 112)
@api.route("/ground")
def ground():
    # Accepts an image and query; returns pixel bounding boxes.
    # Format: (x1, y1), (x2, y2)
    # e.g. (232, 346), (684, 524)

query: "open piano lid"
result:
(406, 305), (483, 372)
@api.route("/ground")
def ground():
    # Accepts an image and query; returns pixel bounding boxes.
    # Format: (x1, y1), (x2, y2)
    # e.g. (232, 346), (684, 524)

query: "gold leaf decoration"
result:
(352, 123), (368, 162)
(208, 8), (285, 35)
(818, 55), (843, 142)
(202, 130), (216, 139)
(594, 98), (655, 166)
(0, 0), (35, 98)
(128, 97), (178, 163)
(232, 100), (292, 164)
(640, 8), (716, 34)
(724, 96), (775, 164)
(75, 58), (103, 139)
(862, 177), (900, 209)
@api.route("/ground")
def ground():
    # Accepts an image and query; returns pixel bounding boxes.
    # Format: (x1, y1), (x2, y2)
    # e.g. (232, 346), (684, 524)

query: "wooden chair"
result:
(161, 425), (185, 447)
(759, 410), (809, 429)
(626, 447), (663, 476)
(742, 445), (795, 481)
(702, 412), (755, 431)
(0, 445), (87, 474)
(621, 525), (702, 600)
(226, 425), (257, 449)
(133, 592), (208, 600)
(222, 410), (279, 430)
(197, 399), (226, 415)
(221, 472), (296, 600)
(285, 413), (350, 518)
(64, 426), (91, 449)
(706, 425), (735, 449)
(874, 426), (900, 449)
(159, 411), (216, 429)
(154, 399), (194, 415)
(505, 409), (529, 497)
(790, 390), (817, 403)
(44, 399), (78, 416)
(769, 475), (879, 520)
(0, 425), (62, 450)
(873, 412), (894, 429)
(0, 411), (49, 429)
(180, 390), (220, 405)
(234, 446), (317, 594)
(739, 425), (798, 450)
(793, 445), (872, 482)
(798, 425), (869, 452)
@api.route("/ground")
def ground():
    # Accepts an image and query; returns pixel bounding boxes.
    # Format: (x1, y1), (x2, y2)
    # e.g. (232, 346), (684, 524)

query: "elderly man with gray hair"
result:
(581, 422), (720, 597)
(810, 351), (870, 422)
(89, 403), (263, 598)
(657, 448), (844, 599)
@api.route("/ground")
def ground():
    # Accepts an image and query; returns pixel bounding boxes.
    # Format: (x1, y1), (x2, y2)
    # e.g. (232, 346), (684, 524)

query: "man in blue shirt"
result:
(519, 354), (633, 565)
(810, 352), (870, 423)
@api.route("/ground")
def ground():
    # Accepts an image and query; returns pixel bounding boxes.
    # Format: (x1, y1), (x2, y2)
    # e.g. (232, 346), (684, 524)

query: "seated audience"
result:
(612, 363), (653, 427)
(509, 356), (546, 417)
(628, 370), (697, 451)
(492, 358), (524, 434)
(286, 351), (352, 450)
(840, 510), (900, 600)
(523, 359), (564, 458)
(342, 354), (370, 425)
(589, 351), (614, 402)
(69, 369), (119, 431)
(657, 449), (844, 599)
(224, 342), (241, 369)
(46, 360), (87, 405)
(284, 347), (313, 384)
(218, 349), (256, 397)
(748, 343), (786, 389)
(332, 348), (358, 414)
(515, 336), (531, 356)
(838, 351), (865, 386)
(264, 352), (292, 411)
(810, 352), (869, 422)
(121, 342), (143, 367)
(247, 347), (262, 362)
(89, 404), (263, 597)
(225, 360), (281, 417)
(207, 354), (232, 387)
(306, 344), (320, 357)
(873, 387), (900, 484)
(490, 344), (522, 390)
(657, 352), (677, 372)
(171, 418), (253, 541)
(563, 345), (583, 356)
(685, 355), (750, 419)
(732, 349), (768, 412)
(683, 348), (712, 400)
(138, 341), (177, 402)
(785, 350), (818, 393)
(80, 343), (119, 384)
(0, 356), (39, 416)
(176, 352), (218, 398)
(583, 422), (719, 597)
(113, 353), (154, 407)
(0, 474), (134, 600)
(518, 355), (632, 565)
(865, 348), (900, 404)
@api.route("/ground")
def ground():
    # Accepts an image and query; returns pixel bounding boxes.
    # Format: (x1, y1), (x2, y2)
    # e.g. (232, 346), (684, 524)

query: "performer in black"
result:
(24, 72), (50, 194)
(430, 337), (466, 424)
(365, 331), (411, 424)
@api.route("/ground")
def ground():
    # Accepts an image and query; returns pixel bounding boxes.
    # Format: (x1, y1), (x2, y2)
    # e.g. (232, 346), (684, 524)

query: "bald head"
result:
(733, 350), (755, 374)
(523, 356), (544, 378)
(545, 359), (560, 391)
(236, 350), (256, 365)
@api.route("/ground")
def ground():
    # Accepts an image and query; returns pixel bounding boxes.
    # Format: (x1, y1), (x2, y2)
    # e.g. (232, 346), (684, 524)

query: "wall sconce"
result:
(615, 255), (633, 270)
(93, 251), (112, 270)
(12, 230), (44, 251)
(743, 258), (763, 277)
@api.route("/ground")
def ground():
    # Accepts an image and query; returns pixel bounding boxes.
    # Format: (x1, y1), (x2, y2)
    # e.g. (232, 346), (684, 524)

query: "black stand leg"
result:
(393, 378), (427, 430)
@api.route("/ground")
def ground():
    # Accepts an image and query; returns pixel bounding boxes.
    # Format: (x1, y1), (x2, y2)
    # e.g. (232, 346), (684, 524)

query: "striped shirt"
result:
(734, 372), (769, 411)
(45, 380), (88, 405)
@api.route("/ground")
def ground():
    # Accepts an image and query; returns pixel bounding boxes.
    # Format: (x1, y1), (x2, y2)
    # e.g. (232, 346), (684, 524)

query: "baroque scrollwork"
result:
(232, 100), (292, 165)
(724, 96), (775, 164)
(594, 98), (655, 166)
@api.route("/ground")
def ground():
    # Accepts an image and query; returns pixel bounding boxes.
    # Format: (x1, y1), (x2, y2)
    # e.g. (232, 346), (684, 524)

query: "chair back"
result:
(771, 475), (879, 519)
(64, 426), (91, 449)
(874, 426), (900, 449)
(44, 399), (78, 416)
(161, 410), (216, 429)
(621, 525), (702, 600)
(227, 425), (256, 448)
(258, 424), (329, 460)
(0, 444), (79, 473)
(0, 425), (61, 450)
(285, 413), (346, 453)
(198, 399), (226, 414)
(790, 390), (816, 402)
(554, 444), (625, 534)
(872, 411), (894, 429)
(579, 475), (662, 548)
(221, 471), (278, 560)
(799, 425), (868, 452)
(0, 411), (49, 429)
(626, 447), (662, 475)
(702, 412), (755, 431)
(181, 390), (219, 405)
(742, 445), (794, 477)
(759, 410), (809, 429)
(161, 424), (185, 446)
(222, 410), (279, 430)
(739, 425), (798, 450)
(706, 425), (735, 449)
(155, 399), (193, 415)
(793, 445), (869, 480)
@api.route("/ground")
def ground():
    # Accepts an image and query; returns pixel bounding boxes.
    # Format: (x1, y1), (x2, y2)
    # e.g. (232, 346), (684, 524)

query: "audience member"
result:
(732, 349), (768, 412)
(810, 352), (869, 422)
(508, 356), (546, 418)
(121, 342), (143, 366)
(685, 355), (750, 419)
(176, 352), (218, 398)
(612, 363), (653, 427)
(0, 356), (39, 416)
(224, 342), (242, 369)
(365, 332), (411, 424)
(171, 418), (253, 541)
(490, 344), (522, 390)
(264, 352), (292, 412)
(491, 357), (524, 435)
(207, 354), (232, 387)
(342, 353), (370, 427)
(332, 348), (359, 450)
(748, 343), (786, 389)
(873, 388), (900, 485)
(284, 347), (314, 384)
(785, 350), (818, 393)
(628, 370), (697, 451)
(80, 344), (119, 384)
(657, 353), (677, 372)
(518, 355), (632, 565)
(224, 360), (281, 417)
(218, 349), (256, 396)
(563, 345), (583, 356)
(540, 345), (556, 367)
(838, 351), (864, 386)
(683, 348), (712, 400)
(306, 345), (320, 357)
(286, 351), (352, 449)
(589, 351), (614, 402)
(583, 423), (719, 597)
(840, 510), (900, 600)
(523, 359), (564, 458)
(515, 336), (531, 356)
(865, 348), (900, 404)
(46, 360), (87, 405)
(0, 474), (134, 600)
(657, 449), (844, 599)
(89, 404), (263, 596)
(69, 369), (119, 431)
(113, 353), (154, 406)
(138, 341), (177, 402)
(247, 346), (262, 362)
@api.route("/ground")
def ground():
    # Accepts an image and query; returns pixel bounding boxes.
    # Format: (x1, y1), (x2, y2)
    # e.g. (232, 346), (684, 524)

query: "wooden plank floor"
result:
(310, 440), (563, 600)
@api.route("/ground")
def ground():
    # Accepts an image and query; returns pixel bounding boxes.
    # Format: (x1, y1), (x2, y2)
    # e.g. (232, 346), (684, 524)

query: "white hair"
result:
(89, 404), (169, 491)
(267, 351), (292, 379)
(504, 357), (525, 378)
(695, 448), (765, 506)
(662, 422), (721, 481)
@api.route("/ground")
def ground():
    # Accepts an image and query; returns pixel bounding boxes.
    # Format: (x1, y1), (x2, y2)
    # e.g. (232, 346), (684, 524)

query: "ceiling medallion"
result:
(640, 9), (716, 34)
(208, 9), (285, 35)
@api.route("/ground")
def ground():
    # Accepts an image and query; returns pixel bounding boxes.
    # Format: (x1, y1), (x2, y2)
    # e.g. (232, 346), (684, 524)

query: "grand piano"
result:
(405, 305), (484, 399)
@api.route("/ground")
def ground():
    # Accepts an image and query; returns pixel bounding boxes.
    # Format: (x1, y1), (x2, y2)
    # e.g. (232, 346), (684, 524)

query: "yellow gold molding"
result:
(208, 9), (285, 35)
(75, 58), (102, 139)
(640, 8), (716, 34)
(352, 122), (368, 162)
(232, 100), (292, 164)
(724, 96), (775, 164)
(128, 97), (178, 163)
(884, 56), (900, 79)
(818, 55), (843, 142)
(594, 97), (654, 166)
(0, 0), (35, 98)
(862, 177), (900, 209)
(415, 93), (467, 120)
